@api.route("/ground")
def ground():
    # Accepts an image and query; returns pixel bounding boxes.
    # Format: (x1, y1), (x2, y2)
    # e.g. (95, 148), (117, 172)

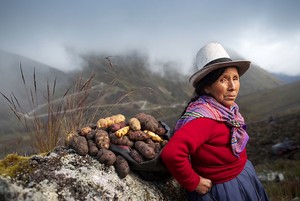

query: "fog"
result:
(0, 0), (300, 76)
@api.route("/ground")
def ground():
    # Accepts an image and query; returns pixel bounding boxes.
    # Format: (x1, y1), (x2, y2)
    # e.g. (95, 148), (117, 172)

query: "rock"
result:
(272, 138), (299, 156)
(0, 146), (186, 201)
(257, 171), (285, 182)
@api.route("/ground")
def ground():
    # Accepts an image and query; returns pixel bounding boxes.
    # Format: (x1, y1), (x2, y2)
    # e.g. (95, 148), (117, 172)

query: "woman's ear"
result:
(204, 86), (210, 94)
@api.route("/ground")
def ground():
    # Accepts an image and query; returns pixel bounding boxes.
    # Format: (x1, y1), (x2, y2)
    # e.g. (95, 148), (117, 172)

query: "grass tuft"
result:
(1, 65), (98, 154)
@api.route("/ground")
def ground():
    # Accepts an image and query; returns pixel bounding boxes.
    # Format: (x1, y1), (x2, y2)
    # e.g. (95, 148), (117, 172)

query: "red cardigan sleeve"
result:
(160, 118), (212, 192)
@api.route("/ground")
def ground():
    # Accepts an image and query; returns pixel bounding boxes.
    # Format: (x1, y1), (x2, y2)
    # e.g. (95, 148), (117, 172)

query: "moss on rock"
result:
(0, 154), (31, 178)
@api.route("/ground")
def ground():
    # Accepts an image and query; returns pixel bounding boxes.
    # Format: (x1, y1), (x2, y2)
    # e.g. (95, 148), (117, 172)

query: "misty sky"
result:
(1, 0), (300, 76)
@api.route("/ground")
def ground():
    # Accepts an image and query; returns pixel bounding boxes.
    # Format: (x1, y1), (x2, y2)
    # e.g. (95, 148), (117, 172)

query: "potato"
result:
(115, 126), (130, 137)
(88, 140), (99, 157)
(105, 117), (115, 127)
(65, 130), (79, 147)
(97, 149), (117, 166)
(134, 141), (156, 160)
(109, 133), (134, 147)
(86, 130), (97, 140)
(128, 130), (150, 141)
(144, 130), (163, 142)
(109, 121), (127, 132)
(69, 136), (89, 156)
(113, 114), (126, 123)
(135, 112), (159, 132)
(80, 126), (92, 136)
(114, 155), (130, 179)
(95, 130), (110, 149)
(129, 149), (145, 163)
(129, 117), (141, 131)
(156, 124), (166, 136)
(97, 118), (109, 129)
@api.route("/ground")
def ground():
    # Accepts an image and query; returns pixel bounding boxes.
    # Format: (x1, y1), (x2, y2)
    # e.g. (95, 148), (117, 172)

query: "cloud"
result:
(234, 24), (300, 75)
(0, 0), (300, 76)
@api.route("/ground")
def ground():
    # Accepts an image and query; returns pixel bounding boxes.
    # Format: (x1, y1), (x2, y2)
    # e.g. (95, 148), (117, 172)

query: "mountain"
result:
(0, 50), (284, 119)
(237, 80), (300, 122)
(0, 50), (293, 158)
(272, 72), (300, 83)
(75, 52), (285, 125)
(239, 63), (283, 96)
(0, 50), (73, 109)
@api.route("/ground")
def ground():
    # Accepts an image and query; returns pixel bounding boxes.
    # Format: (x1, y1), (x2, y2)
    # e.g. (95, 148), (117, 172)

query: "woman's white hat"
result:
(189, 42), (251, 87)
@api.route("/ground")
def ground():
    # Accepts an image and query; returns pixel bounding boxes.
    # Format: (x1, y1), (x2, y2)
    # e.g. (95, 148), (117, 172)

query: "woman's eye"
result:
(220, 78), (226, 82)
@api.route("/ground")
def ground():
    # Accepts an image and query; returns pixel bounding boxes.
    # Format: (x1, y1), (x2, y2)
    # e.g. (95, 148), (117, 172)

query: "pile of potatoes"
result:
(65, 112), (169, 179)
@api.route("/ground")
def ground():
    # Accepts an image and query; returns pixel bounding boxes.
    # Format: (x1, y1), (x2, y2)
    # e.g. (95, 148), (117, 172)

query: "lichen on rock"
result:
(0, 146), (186, 201)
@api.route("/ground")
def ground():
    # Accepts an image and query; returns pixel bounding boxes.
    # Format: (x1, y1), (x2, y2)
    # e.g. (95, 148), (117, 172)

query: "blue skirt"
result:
(187, 160), (269, 201)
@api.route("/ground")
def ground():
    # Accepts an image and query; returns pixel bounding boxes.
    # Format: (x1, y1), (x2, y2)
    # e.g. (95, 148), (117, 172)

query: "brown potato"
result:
(128, 130), (150, 141)
(69, 136), (89, 156)
(129, 149), (145, 163)
(135, 112), (159, 132)
(97, 149), (117, 166)
(114, 155), (130, 179)
(134, 141), (156, 160)
(88, 140), (99, 156)
(155, 124), (166, 136)
(109, 133), (134, 147)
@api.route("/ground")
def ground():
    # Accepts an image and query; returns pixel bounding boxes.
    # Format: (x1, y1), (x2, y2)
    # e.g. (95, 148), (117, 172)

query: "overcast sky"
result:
(0, 0), (300, 76)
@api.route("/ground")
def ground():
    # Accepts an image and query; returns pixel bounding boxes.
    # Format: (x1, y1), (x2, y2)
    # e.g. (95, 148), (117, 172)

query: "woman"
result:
(161, 42), (269, 201)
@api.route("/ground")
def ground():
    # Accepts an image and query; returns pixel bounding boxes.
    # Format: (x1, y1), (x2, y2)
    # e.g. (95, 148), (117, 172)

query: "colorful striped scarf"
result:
(175, 95), (249, 157)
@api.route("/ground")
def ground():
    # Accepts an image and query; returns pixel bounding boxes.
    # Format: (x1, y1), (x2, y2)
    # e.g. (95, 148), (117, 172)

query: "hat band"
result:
(203, 57), (232, 68)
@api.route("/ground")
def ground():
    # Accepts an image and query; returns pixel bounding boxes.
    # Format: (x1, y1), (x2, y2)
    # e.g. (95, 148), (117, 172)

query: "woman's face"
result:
(204, 67), (240, 107)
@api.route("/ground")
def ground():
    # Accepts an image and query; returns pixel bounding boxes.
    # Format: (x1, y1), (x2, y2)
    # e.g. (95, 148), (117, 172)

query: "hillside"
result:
(0, 50), (284, 121)
(0, 50), (292, 158)
(0, 50), (74, 128)
(246, 112), (300, 164)
(239, 63), (283, 96)
(0, 50), (72, 99)
(272, 72), (300, 83)
(237, 80), (300, 123)
(71, 53), (285, 126)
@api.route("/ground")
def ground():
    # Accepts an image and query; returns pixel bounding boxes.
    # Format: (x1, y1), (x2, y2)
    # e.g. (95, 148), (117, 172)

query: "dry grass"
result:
(0, 64), (98, 153)
(0, 61), (156, 155)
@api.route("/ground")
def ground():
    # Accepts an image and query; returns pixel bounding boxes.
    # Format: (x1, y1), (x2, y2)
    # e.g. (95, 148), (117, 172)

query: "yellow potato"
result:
(129, 118), (141, 131)
(115, 126), (130, 137)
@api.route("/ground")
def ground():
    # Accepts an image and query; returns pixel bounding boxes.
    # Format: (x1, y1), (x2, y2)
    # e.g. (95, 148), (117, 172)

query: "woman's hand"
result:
(195, 176), (213, 195)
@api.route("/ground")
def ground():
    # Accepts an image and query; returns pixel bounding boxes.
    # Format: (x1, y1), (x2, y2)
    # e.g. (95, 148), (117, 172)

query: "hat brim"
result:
(189, 60), (251, 87)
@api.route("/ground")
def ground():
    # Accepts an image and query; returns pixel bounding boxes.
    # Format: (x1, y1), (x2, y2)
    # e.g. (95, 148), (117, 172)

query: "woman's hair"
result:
(180, 67), (230, 116)
(191, 67), (227, 101)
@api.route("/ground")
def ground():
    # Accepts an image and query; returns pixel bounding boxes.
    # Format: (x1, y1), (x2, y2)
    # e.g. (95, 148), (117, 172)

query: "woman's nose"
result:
(228, 80), (236, 91)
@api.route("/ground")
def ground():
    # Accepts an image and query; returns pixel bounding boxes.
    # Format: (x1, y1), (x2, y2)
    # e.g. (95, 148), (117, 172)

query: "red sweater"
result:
(161, 118), (247, 192)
